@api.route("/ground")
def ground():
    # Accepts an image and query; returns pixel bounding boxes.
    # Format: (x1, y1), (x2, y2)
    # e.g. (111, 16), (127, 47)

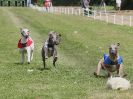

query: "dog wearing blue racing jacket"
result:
(94, 43), (126, 77)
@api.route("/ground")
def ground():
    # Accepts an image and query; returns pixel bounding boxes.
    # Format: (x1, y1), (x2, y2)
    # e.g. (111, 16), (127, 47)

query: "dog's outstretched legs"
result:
(27, 47), (31, 64)
(94, 61), (125, 77)
(94, 59), (103, 77)
(117, 64), (125, 77)
(30, 43), (34, 61)
(30, 50), (34, 61)
(44, 47), (48, 59)
(42, 46), (46, 69)
(94, 59), (112, 77)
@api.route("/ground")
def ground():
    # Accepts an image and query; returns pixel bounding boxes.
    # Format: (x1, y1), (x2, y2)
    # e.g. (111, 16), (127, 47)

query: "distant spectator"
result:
(81, 0), (90, 9)
(80, 0), (90, 16)
(116, 0), (121, 12)
(43, 0), (52, 12)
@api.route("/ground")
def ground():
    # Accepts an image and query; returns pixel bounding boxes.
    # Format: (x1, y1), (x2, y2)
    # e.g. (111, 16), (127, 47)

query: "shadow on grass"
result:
(37, 67), (51, 71)
(14, 62), (23, 65)
(93, 72), (108, 78)
(95, 75), (107, 78)
(14, 62), (32, 65)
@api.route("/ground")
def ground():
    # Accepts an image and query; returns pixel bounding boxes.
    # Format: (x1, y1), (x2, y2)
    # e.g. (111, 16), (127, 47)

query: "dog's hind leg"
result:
(53, 57), (57, 66)
(43, 58), (46, 69)
(118, 64), (124, 77)
(42, 47), (46, 69)
(53, 48), (57, 67)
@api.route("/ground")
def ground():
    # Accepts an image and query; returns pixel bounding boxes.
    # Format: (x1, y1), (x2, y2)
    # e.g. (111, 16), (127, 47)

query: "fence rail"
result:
(31, 6), (133, 27)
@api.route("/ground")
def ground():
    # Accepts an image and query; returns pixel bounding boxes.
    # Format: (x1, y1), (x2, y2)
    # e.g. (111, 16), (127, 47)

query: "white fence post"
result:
(100, 12), (102, 20)
(66, 8), (68, 14)
(82, 9), (84, 16)
(130, 16), (132, 26)
(63, 7), (65, 14)
(78, 8), (81, 15)
(72, 8), (74, 15)
(54, 7), (56, 13)
(87, 9), (90, 17)
(65, 8), (67, 14)
(75, 9), (77, 15)
(93, 11), (96, 20)
(106, 14), (108, 23)
(59, 7), (61, 14)
(62, 8), (64, 14)
(113, 15), (116, 24)
(121, 16), (124, 25)
(68, 7), (70, 15)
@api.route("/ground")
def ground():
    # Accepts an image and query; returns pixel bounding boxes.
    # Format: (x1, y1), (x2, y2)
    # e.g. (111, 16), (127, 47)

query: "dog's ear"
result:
(117, 43), (120, 49)
(117, 43), (120, 46)
(59, 34), (61, 37)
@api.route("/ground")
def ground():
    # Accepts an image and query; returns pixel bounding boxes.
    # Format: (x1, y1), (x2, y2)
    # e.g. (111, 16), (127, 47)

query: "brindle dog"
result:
(94, 43), (126, 77)
(41, 31), (61, 69)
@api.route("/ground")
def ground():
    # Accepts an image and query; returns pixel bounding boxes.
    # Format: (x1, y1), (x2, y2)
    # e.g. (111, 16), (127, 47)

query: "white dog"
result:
(106, 76), (131, 90)
(18, 28), (34, 64)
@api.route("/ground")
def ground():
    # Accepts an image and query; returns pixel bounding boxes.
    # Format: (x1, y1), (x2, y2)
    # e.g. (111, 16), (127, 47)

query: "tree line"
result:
(1, 0), (133, 9)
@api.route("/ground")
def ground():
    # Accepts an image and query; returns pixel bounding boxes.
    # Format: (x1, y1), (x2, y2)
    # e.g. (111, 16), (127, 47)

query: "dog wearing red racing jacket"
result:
(18, 28), (34, 64)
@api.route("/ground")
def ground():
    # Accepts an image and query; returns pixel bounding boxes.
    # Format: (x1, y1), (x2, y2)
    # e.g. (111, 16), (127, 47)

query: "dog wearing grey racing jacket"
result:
(41, 31), (61, 69)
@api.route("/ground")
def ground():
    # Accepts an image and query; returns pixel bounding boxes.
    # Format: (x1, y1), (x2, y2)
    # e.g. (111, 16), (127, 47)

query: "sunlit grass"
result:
(0, 7), (133, 99)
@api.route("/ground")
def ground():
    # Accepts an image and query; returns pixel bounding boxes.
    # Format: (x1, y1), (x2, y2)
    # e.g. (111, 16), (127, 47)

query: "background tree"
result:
(121, 0), (133, 10)
(1, 0), (133, 9)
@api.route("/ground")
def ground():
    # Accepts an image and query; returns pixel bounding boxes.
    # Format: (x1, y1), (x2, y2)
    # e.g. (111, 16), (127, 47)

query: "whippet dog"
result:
(41, 31), (61, 68)
(94, 43), (126, 77)
(18, 28), (34, 64)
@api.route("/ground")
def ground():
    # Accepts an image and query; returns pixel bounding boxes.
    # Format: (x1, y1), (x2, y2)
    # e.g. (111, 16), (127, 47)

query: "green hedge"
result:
(0, 0), (26, 6)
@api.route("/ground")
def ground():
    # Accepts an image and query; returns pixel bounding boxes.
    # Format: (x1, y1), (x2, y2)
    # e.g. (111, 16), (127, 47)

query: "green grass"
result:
(0, 7), (133, 99)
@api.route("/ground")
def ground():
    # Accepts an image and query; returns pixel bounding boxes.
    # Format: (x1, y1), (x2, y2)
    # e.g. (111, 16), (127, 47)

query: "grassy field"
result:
(0, 7), (133, 99)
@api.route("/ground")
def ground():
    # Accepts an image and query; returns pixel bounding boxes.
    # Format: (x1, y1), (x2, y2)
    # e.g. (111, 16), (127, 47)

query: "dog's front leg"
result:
(44, 47), (48, 59)
(42, 46), (46, 69)
(30, 43), (34, 61)
(118, 64), (124, 77)
(21, 51), (24, 64)
(94, 59), (103, 76)
(27, 47), (31, 64)
(30, 50), (34, 61)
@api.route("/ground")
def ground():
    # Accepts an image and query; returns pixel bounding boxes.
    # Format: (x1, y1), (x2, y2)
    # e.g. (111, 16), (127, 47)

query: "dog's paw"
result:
(94, 72), (98, 77)
(123, 74), (127, 77)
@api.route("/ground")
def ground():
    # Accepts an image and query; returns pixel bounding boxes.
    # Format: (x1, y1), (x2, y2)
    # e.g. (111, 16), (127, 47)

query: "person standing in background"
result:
(116, 0), (121, 12)
(80, 0), (90, 16)
(44, 0), (52, 12)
